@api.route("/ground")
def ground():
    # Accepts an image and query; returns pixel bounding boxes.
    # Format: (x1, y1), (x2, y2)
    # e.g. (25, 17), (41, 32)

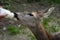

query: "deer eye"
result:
(27, 13), (33, 16)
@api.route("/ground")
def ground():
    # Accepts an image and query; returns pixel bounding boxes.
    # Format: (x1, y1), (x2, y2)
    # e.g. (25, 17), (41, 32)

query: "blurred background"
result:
(0, 0), (60, 40)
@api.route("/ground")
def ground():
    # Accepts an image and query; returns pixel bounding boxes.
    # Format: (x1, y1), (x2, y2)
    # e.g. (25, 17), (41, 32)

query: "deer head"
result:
(31, 7), (55, 20)
(16, 7), (55, 27)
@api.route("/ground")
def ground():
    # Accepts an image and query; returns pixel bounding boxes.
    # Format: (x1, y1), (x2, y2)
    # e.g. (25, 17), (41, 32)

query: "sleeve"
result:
(5, 10), (14, 19)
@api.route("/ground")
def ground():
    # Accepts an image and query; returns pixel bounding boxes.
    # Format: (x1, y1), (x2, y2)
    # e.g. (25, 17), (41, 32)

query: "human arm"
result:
(0, 13), (7, 19)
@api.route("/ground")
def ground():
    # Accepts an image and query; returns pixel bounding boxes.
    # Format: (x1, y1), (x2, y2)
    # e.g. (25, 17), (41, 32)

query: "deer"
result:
(14, 7), (55, 40)
(1, 6), (60, 40)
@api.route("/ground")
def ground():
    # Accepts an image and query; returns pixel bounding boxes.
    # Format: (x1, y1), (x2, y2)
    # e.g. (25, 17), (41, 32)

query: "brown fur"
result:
(39, 22), (54, 40)
(31, 7), (55, 40)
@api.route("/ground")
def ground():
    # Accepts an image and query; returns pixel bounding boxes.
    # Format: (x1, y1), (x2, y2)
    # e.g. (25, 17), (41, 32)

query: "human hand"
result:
(0, 13), (7, 19)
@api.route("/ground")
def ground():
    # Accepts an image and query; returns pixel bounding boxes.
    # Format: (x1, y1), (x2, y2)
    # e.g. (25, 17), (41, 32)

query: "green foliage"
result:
(0, 0), (12, 5)
(43, 17), (54, 27)
(7, 25), (20, 35)
(0, 0), (60, 5)
(57, 19), (60, 24)
(19, 25), (26, 30)
(28, 33), (36, 40)
(0, 0), (12, 9)
(19, 25), (36, 40)
(27, 0), (60, 4)
(27, 0), (41, 3)
(50, 25), (58, 32)
(43, 18), (49, 27)
(7, 25), (36, 40)
(55, 0), (60, 3)
(43, 17), (60, 33)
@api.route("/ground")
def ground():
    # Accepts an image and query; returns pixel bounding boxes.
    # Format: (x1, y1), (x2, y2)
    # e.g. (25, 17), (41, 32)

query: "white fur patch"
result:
(5, 13), (14, 19)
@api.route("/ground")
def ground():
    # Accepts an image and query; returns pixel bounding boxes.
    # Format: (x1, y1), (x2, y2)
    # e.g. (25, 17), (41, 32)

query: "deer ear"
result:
(38, 8), (49, 15)
(40, 8), (49, 13)
(43, 7), (55, 18)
